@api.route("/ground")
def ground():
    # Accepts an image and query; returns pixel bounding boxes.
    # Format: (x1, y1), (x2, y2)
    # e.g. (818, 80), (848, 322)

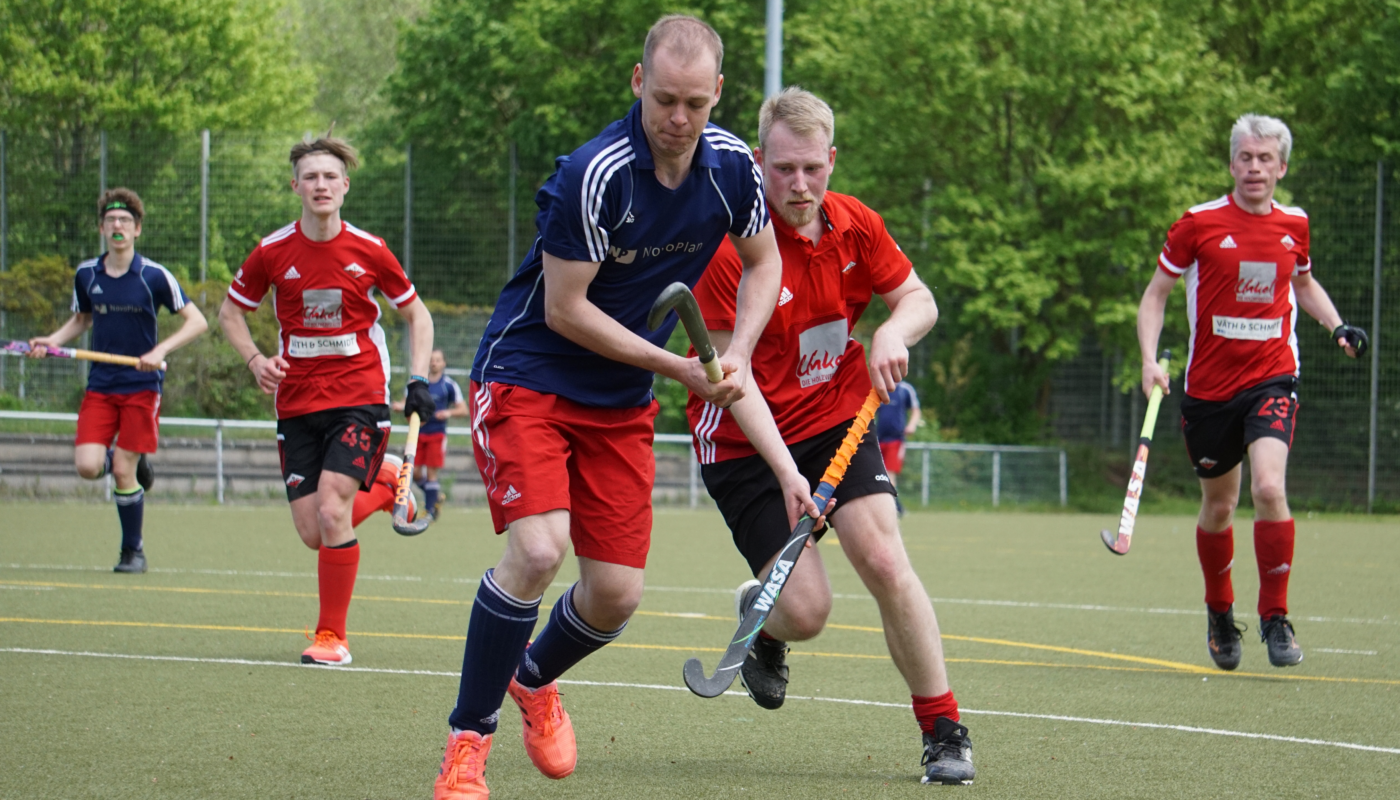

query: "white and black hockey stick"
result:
(1101, 350), (1171, 555)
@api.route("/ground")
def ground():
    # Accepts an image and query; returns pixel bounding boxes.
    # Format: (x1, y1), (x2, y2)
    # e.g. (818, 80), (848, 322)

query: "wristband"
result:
(246, 352), (262, 366)
(409, 374), (428, 384)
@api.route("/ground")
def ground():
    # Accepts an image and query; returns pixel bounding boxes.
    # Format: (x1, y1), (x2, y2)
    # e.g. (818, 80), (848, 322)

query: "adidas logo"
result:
(285, 473), (305, 487)
(1266, 562), (1291, 576)
(625, 211), (636, 224)
(352, 456), (366, 468)
(843, 261), (857, 273)
(501, 484), (522, 505)
(90, 284), (104, 294)
(284, 266), (301, 280)
(874, 473), (889, 482)
(343, 263), (366, 278)
(1220, 235), (1238, 249)
(778, 286), (793, 306)
(1271, 419), (1285, 431)
(1281, 234), (1295, 247)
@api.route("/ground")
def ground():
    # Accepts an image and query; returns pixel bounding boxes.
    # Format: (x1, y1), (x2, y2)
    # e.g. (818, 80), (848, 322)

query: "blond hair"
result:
(642, 14), (723, 75)
(758, 87), (835, 151)
(290, 136), (360, 173)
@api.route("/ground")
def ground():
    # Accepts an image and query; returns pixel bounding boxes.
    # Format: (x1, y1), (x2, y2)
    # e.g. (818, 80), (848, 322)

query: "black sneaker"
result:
(735, 579), (789, 710)
(135, 454), (154, 491)
(1206, 605), (1246, 671)
(1260, 615), (1303, 667)
(114, 548), (147, 574)
(921, 717), (975, 785)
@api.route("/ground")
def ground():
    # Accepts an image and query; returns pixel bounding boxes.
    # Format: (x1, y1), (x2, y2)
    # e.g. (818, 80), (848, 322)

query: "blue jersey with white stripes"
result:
(421, 374), (465, 435)
(471, 101), (769, 408)
(72, 253), (190, 394)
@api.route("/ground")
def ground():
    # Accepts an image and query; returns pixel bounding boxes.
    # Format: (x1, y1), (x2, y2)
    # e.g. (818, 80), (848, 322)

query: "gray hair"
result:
(1230, 114), (1292, 163)
(758, 87), (836, 151)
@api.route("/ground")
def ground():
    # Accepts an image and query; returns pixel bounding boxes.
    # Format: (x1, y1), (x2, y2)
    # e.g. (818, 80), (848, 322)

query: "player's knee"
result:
(784, 598), (831, 641)
(1251, 479), (1287, 511)
(852, 541), (909, 591)
(510, 537), (569, 582)
(1202, 495), (1237, 525)
(75, 461), (104, 480)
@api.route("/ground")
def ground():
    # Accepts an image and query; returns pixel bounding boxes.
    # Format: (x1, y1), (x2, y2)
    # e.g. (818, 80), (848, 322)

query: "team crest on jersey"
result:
(302, 288), (343, 328)
(343, 262), (367, 278)
(1281, 234), (1295, 247)
(286, 473), (306, 487)
(284, 266), (301, 280)
(843, 261), (857, 273)
(1198, 457), (1217, 469)
(1220, 235), (1238, 249)
(234, 268), (245, 286)
(1236, 261), (1276, 303)
(796, 318), (846, 388)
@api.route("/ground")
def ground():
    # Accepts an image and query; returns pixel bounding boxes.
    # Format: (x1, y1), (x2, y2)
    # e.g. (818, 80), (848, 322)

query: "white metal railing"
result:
(0, 412), (1064, 508)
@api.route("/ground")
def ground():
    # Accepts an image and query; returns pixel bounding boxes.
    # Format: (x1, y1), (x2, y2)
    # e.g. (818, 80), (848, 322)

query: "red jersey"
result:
(228, 221), (418, 419)
(1158, 195), (1311, 402)
(687, 192), (911, 463)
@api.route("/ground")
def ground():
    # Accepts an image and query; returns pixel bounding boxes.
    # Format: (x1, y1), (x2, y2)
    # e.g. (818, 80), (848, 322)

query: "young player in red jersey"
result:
(218, 136), (436, 666)
(1138, 114), (1367, 671)
(686, 88), (973, 786)
(27, 188), (208, 573)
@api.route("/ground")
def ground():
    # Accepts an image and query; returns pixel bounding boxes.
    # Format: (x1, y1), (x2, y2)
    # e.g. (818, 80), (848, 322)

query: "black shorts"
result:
(701, 418), (896, 576)
(1180, 376), (1298, 479)
(276, 405), (392, 502)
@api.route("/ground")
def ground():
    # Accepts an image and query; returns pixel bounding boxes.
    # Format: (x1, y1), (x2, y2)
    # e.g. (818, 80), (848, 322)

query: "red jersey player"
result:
(1138, 114), (1367, 672)
(218, 136), (436, 666)
(687, 88), (974, 786)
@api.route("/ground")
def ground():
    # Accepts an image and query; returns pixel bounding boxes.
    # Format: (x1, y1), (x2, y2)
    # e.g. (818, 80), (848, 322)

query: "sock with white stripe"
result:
(114, 486), (143, 551)
(515, 583), (626, 689)
(448, 569), (541, 735)
(423, 480), (440, 513)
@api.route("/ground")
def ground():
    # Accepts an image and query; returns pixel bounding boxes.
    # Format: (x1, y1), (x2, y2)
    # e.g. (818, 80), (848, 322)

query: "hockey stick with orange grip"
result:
(683, 388), (882, 697)
(391, 413), (432, 536)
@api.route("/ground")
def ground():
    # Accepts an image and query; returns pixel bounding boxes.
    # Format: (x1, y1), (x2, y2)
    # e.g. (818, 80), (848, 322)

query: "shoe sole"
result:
(301, 654), (352, 666)
(922, 778), (975, 786)
(1269, 653), (1304, 667)
(734, 579), (761, 620)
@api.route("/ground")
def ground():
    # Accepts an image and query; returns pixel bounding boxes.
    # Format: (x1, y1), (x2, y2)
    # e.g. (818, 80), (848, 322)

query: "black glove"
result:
(1331, 323), (1369, 358)
(403, 379), (436, 424)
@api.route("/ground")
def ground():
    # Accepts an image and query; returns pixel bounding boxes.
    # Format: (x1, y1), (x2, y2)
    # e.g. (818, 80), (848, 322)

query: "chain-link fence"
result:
(0, 130), (1393, 509)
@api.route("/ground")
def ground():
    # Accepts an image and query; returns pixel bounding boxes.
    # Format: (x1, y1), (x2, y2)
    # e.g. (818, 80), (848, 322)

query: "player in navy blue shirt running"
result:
(392, 349), (466, 519)
(875, 380), (922, 513)
(27, 189), (208, 573)
(434, 15), (785, 798)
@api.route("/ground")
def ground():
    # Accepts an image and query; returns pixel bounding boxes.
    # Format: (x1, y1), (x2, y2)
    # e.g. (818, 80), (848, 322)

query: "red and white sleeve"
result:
(693, 238), (743, 332)
(861, 205), (914, 294)
(1157, 214), (1197, 277)
(228, 248), (270, 310)
(375, 248), (418, 308)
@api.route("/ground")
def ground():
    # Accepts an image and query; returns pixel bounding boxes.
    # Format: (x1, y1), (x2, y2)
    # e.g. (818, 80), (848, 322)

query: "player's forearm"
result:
(155, 305), (209, 355)
(217, 299), (261, 362)
(42, 314), (92, 346)
(878, 285), (937, 348)
(728, 238), (782, 361)
(725, 373), (802, 483)
(1293, 274), (1344, 331)
(547, 293), (685, 378)
(1136, 279), (1172, 363)
(400, 299), (435, 378)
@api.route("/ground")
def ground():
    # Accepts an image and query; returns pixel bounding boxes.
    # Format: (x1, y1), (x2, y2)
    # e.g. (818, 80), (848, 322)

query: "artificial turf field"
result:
(1, 503), (1397, 799)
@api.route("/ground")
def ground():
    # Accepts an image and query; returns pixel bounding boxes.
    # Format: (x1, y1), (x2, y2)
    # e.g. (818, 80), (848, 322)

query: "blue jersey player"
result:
(393, 349), (467, 519)
(27, 188), (208, 573)
(434, 15), (790, 799)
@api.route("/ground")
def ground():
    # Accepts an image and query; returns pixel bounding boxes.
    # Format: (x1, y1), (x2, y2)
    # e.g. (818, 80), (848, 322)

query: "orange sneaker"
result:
(377, 454), (415, 518)
(507, 677), (576, 779)
(433, 729), (492, 799)
(301, 629), (352, 665)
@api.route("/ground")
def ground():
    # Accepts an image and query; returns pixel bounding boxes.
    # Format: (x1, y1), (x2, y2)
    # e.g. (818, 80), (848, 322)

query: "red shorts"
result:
(76, 390), (161, 454)
(418, 432), (447, 468)
(880, 440), (906, 475)
(470, 381), (658, 569)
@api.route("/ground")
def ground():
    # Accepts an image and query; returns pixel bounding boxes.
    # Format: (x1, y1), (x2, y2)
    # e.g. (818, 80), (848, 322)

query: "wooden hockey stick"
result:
(1, 338), (167, 371)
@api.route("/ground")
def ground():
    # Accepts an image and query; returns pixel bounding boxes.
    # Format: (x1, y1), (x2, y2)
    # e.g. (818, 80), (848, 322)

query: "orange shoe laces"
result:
(444, 733), (489, 788)
(517, 684), (564, 736)
(305, 629), (343, 649)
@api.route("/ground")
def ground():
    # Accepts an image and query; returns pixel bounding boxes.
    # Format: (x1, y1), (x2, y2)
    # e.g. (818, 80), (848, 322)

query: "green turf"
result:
(2, 503), (1397, 798)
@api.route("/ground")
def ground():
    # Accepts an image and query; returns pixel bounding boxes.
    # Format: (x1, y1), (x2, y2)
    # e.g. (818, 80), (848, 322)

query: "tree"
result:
(787, 0), (1277, 441)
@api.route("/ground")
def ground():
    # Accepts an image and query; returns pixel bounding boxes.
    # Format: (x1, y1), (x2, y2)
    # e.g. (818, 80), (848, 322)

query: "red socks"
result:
(350, 482), (395, 528)
(1196, 526), (1235, 613)
(912, 690), (959, 731)
(316, 541), (360, 639)
(1254, 519), (1295, 618)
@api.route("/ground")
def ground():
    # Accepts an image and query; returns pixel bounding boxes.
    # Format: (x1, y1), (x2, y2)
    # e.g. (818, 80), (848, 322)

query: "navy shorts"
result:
(701, 418), (896, 576)
(1180, 376), (1298, 478)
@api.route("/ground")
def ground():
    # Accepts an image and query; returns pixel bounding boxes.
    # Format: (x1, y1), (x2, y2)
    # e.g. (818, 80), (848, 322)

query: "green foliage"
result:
(0, 255), (73, 335)
(158, 281), (279, 419)
(786, 0), (1276, 441)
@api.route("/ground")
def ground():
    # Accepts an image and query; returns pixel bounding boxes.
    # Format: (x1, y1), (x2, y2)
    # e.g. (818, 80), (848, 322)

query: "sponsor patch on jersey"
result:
(287, 333), (359, 358)
(1212, 315), (1283, 341)
(778, 286), (794, 306)
(796, 318), (846, 388)
(302, 288), (343, 328)
(608, 246), (637, 264)
(284, 266), (301, 280)
(1220, 235), (1238, 249)
(1236, 261), (1277, 303)
(343, 262), (367, 279)
(234, 268), (244, 285)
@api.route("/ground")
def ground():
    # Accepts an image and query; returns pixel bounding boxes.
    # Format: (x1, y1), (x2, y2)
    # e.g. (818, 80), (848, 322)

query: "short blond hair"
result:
(643, 14), (723, 75)
(290, 136), (360, 174)
(758, 87), (835, 151)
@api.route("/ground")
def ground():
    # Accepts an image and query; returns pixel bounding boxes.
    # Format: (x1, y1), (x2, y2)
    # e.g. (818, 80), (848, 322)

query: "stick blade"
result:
(391, 458), (431, 536)
(1101, 528), (1131, 555)
(682, 657), (735, 697)
(393, 513), (431, 536)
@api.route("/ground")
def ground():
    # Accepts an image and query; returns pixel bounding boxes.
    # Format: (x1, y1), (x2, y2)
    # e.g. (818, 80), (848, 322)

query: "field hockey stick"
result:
(1, 338), (167, 371)
(648, 282), (723, 383)
(683, 388), (882, 698)
(391, 412), (431, 536)
(1101, 350), (1171, 555)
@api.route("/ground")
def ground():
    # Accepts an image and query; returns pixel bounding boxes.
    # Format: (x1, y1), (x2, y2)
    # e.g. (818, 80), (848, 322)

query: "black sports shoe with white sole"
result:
(1206, 605), (1245, 671)
(135, 454), (154, 491)
(1260, 615), (1303, 667)
(114, 548), (147, 574)
(922, 716), (975, 785)
(735, 579), (789, 710)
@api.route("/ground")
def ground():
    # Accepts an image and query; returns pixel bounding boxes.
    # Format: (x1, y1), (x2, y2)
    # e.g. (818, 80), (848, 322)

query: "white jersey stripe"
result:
(388, 286), (416, 307)
(260, 222), (297, 247)
(227, 286), (260, 309)
(1159, 252), (1186, 275)
(584, 147), (635, 262)
(579, 138), (633, 262)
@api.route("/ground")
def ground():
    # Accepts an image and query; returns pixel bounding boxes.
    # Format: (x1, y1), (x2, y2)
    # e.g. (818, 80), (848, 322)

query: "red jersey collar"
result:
(767, 191), (854, 243)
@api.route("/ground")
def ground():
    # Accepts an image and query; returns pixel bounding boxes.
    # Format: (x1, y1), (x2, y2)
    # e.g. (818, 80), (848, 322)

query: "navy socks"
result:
(114, 486), (144, 551)
(423, 481), (441, 513)
(516, 583), (626, 689)
(448, 570), (541, 735)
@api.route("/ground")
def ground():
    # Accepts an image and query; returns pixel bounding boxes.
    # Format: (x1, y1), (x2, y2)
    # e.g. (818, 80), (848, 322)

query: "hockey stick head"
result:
(1101, 528), (1130, 555)
(648, 282), (722, 383)
(391, 414), (431, 536)
(682, 656), (739, 697)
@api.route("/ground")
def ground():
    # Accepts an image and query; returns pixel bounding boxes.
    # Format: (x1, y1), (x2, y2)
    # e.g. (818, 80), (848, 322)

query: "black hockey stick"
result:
(683, 389), (882, 697)
(391, 413), (431, 536)
(648, 282), (723, 383)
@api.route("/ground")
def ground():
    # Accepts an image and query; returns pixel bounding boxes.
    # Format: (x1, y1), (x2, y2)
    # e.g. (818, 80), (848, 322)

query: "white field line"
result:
(2, 647), (1398, 757)
(3, 563), (1395, 627)
(0, 585), (54, 590)
(1316, 648), (1380, 656)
